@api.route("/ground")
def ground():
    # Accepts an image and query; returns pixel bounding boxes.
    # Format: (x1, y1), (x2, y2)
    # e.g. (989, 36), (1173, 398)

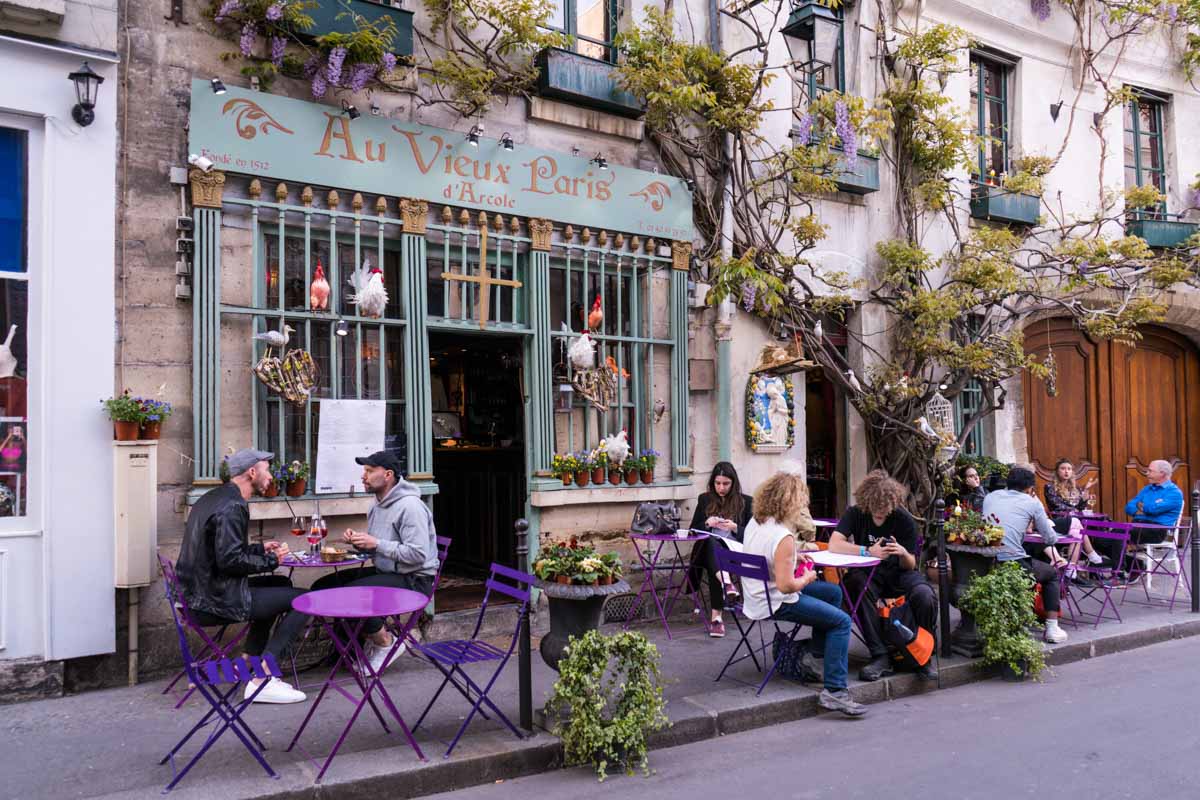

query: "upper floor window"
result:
(547, 0), (616, 62)
(1123, 91), (1167, 211)
(969, 53), (1010, 181)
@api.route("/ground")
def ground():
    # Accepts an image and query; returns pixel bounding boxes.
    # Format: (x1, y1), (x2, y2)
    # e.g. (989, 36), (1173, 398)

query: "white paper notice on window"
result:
(315, 399), (386, 494)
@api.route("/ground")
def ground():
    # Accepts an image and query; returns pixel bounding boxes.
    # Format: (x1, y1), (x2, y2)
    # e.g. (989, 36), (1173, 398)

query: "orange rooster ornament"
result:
(309, 260), (330, 311)
(587, 294), (603, 331)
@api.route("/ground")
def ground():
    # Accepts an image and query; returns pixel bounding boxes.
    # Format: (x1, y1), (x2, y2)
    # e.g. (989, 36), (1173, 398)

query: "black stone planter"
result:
(946, 544), (1002, 658)
(999, 659), (1028, 682)
(536, 579), (631, 671)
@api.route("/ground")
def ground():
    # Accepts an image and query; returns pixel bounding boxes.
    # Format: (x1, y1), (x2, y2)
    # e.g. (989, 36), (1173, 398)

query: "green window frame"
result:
(546, 0), (619, 63)
(424, 215), (531, 333)
(969, 53), (1010, 183)
(954, 380), (987, 456)
(1123, 91), (1168, 218)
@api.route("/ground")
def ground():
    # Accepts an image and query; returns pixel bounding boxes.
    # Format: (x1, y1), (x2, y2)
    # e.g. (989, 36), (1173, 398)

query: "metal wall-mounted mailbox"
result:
(114, 442), (158, 588)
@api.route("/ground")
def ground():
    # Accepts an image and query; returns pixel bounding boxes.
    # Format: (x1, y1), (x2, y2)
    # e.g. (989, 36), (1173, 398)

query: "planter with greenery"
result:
(138, 398), (173, 440)
(281, 459), (310, 496)
(545, 629), (668, 780)
(622, 455), (643, 485)
(591, 447), (609, 485)
(638, 449), (659, 483)
(102, 392), (144, 441)
(534, 540), (627, 670)
(959, 560), (1046, 681)
(551, 452), (581, 486)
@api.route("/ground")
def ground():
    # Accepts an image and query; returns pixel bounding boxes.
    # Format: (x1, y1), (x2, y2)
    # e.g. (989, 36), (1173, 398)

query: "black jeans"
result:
(840, 569), (936, 659)
(1016, 557), (1061, 614)
(687, 537), (732, 612)
(192, 575), (309, 661)
(311, 567), (434, 634)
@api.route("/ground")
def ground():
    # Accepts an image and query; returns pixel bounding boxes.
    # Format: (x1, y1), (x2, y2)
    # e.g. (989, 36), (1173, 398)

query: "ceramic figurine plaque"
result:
(745, 374), (795, 453)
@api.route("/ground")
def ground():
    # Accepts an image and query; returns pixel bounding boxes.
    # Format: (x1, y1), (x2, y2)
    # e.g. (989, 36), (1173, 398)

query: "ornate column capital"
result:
(189, 168), (226, 209)
(529, 218), (554, 251)
(672, 240), (692, 271)
(400, 198), (429, 234)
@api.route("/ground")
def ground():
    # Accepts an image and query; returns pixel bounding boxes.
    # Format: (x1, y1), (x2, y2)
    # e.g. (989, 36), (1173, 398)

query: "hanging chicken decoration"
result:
(568, 331), (597, 371)
(600, 430), (630, 466)
(309, 259), (330, 311)
(587, 294), (604, 331)
(348, 257), (388, 318)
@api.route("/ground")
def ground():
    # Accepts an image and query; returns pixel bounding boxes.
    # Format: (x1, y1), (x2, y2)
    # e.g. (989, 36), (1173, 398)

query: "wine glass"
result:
(307, 517), (322, 558)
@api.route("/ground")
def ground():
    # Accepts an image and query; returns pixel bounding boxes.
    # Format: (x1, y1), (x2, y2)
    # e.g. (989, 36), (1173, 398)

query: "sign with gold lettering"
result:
(187, 80), (694, 240)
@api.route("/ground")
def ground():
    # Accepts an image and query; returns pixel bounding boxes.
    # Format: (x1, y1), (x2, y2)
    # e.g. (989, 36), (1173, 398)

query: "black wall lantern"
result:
(68, 62), (104, 127)
(780, 1), (841, 104)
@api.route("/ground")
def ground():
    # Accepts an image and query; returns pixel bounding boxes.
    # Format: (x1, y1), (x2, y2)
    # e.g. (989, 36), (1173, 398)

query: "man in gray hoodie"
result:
(311, 450), (438, 674)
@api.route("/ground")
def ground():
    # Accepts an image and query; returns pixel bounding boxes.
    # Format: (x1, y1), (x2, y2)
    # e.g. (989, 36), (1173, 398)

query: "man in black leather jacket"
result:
(177, 448), (309, 704)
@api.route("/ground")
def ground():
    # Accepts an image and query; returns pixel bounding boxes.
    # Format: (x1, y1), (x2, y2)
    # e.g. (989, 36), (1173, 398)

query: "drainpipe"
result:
(712, 0), (735, 463)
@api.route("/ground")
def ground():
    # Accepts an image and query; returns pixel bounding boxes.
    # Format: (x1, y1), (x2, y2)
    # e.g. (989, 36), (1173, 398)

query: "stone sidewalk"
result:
(2, 597), (1198, 800)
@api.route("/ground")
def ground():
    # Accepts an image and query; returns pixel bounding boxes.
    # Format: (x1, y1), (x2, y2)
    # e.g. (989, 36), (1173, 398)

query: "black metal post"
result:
(934, 498), (951, 658)
(1191, 484), (1199, 614)
(514, 518), (533, 731)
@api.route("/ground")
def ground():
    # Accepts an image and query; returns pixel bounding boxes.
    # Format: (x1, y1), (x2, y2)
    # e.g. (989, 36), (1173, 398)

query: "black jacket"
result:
(176, 483), (278, 621)
(689, 492), (754, 542)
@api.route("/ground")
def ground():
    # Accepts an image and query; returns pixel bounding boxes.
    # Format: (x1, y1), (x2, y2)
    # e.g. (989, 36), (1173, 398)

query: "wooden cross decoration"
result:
(441, 220), (523, 329)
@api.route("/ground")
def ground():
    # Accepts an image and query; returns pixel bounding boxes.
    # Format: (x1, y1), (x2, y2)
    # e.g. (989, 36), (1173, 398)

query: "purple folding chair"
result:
(158, 555), (281, 792)
(713, 548), (804, 695)
(158, 554), (251, 709)
(383, 535), (453, 651)
(1123, 519), (1193, 611)
(411, 562), (532, 757)
(1067, 521), (1132, 628)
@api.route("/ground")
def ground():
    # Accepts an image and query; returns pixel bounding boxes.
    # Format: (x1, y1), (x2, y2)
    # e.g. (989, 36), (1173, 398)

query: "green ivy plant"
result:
(545, 630), (668, 781)
(959, 560), (1046, 679)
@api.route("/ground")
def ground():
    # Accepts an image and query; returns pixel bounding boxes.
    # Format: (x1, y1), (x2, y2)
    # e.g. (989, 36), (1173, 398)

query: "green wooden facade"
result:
(534, 48), (645, 118)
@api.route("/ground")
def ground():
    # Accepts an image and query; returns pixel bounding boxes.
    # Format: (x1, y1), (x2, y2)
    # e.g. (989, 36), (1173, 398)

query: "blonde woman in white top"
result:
(741, 466), (866, 718)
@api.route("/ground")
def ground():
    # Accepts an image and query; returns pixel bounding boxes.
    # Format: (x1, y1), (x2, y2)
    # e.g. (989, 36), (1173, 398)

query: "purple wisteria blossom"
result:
(270, 36), (287, 67)
(214, 0), (240, 23)
(265, 2), (284, 21)
(834, 100), (858, 170)
(348, 63), (378, 92)
(1162, 3), (1180, 23)
(1031, 0), (1051, 22)
(382, 52), (398, 73)
(302, 54), (320, 78)
(741, 282), (757, 312)
(239, 23), (257, 57)
(326, 46), (347, 85)
(1077, 260), (1090, 277)
(311, 74), (328, 99)
(793, 112), (812, 146)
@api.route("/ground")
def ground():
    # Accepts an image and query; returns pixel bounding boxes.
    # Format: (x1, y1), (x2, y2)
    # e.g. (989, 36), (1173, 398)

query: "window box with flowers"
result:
(969, 156), (1049, 227)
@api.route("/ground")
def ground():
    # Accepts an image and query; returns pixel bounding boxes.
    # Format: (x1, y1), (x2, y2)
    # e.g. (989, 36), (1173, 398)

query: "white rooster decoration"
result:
(567, 331), (597, 371)
(348, 257), (388, 319)
(600, 430), (630, 466)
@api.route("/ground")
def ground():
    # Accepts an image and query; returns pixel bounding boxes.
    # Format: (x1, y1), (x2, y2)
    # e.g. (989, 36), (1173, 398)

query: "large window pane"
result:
(0, 128), (26, 274)
(0, 278), (28, 517)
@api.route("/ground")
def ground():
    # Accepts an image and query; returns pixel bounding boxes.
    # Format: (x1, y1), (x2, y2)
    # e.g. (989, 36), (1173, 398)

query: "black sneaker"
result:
(916, 661), (938, 682)
(797, 651), (823, 684)
(858, 654), (894, 682)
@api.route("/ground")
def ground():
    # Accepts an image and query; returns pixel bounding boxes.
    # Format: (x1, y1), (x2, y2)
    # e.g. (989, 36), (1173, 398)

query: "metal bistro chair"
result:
(158, 554), (251, 709)
(1124, 514), (1193, 610)
(713, 548), (806, 696)
(1067, 521), (1132, 628)
(157, 556), (281, 792)
(411, 562), (533, 757)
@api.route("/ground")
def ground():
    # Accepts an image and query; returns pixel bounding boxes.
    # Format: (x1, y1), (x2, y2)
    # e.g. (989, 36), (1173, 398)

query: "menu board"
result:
(315, 399), (385, 494)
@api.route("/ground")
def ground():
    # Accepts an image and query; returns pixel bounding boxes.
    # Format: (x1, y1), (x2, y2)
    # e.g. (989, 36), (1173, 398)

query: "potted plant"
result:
(534, 553), (570, 584)
(944, 505), (1005, 547)
(138, 398), (173, 440)
(638, 449), (659, 483)
(959, 560), (1047, 681)
(591, 446), (608, 485)
(608, 459), (623, 485)
(101, 391), (144, 441)
(545, 630), (669, 781)
(574, 451), (593, 487)
(552, 453), (579, 486)
(282, 460), (310, 497)
(623, 455), (643, 485)
(574, 555), (604, 587)
(534, 539), (629, 670)
(598, 552), (622, 585)
(262, 459), (286, 498)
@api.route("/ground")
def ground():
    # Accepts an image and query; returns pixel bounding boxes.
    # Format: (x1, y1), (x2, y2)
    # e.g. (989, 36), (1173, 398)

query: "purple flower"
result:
(1030, 0), (1051, 22)
(265, 2), (284, 21)
(382, 52), (397, 73)
(302, 53), (320, 78)
(1162, 3), (1179, 23)
(239, 22), (256, 57)
(326, 46), (347, 85)
(214, 0), (240, 23)
(1077, 260), (1090, 277)
(741, 282), (757, 312)
(270, 36), (287, 67)
(834, 100), (858, 170)
(794, 112), (812, 146)
(311, 73), (327, 99)
(348, 63), (378, 92)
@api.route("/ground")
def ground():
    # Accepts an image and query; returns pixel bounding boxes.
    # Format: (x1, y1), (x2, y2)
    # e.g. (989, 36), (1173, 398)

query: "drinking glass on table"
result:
(289, 517), (306, 561)
(308, 518), (322, 558)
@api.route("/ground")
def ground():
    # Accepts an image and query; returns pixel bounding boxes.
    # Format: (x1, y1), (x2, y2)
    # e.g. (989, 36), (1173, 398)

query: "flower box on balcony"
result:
(1125, 216), (1200, 248)
(970, 185), (1040, 226)
(306, 0), (413, 57)
(535, 48), (644, 119)
(834, 152), (880, 195)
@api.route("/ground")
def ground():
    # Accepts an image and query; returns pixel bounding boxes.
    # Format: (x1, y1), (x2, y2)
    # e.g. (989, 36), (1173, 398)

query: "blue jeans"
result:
(770, 581), (851, 692)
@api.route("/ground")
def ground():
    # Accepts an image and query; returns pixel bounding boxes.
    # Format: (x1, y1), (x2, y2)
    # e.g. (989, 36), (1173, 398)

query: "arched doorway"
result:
(1023, 319), (1200, 520)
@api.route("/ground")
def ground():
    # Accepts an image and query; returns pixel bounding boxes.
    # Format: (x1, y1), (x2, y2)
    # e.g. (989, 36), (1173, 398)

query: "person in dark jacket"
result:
(176, 448), (309, 704)
(687, 461), (753, 638)
(957, 465), (989, 513)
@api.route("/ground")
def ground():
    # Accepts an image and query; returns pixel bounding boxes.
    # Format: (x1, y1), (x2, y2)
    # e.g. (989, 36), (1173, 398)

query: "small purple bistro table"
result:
(807, 551), (881, 641)
(625, 531), (711, 639)
(277, 551), (370, 687)
(286, 586), (430, 781)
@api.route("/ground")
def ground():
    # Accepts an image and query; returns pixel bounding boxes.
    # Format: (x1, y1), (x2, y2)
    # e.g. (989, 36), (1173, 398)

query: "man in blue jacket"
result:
(1124, 460), (1184, 545)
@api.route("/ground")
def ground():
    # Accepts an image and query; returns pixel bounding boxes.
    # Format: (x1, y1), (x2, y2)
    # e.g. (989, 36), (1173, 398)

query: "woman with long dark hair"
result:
(687, 461), (753, 638)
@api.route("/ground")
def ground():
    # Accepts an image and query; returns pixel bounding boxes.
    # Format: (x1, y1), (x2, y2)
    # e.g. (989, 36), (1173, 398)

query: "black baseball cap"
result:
(355, 450), (406, 478)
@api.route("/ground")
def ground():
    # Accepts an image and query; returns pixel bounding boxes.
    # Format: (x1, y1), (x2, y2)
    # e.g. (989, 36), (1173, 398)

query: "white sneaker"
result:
(361, 638), (405, 676)
(1044, 626), (1069, 644)
(245, 677), (306, 704)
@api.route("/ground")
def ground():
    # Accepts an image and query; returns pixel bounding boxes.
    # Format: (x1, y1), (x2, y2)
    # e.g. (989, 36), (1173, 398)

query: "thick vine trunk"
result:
(861, 411), (940, 519)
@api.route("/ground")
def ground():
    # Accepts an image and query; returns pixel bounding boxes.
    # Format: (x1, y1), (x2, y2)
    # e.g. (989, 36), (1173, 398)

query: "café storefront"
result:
(186, 81), (696, 600)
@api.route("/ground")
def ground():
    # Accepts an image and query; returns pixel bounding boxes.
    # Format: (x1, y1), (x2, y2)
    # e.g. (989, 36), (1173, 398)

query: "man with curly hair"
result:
(829, 470), (937, 682)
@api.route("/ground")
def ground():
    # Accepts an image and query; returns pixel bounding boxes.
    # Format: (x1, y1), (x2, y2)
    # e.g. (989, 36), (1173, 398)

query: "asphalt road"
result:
(431, 635), (1200, 800)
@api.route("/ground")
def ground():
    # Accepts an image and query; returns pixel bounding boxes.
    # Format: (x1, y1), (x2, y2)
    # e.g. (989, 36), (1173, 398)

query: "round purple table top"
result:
(292, 586), (428, 618)
(279, 551), (371, 569)
(631, 530), (709, 542)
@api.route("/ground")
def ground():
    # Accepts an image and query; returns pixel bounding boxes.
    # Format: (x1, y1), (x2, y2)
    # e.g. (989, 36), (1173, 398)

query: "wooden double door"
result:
(1023, 319), (1199, 521)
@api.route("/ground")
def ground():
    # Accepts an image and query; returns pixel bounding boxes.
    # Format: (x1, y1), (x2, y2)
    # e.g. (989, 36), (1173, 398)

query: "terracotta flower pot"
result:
(624, 470), (639, 485)
(608, 469), (622, 485)
(285, 478), (307, 497)
(556, 575), (571, 585)
(561, 473), (573, 486)
(574, 470), (590, 487)
(140, 421), (162, 440)
(263, 481), (279, 498)
(591, 467), (605, 484)
(599, 575), (613, 585)
(640, 469), (654, 484)
(113, 421), (139, 441)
